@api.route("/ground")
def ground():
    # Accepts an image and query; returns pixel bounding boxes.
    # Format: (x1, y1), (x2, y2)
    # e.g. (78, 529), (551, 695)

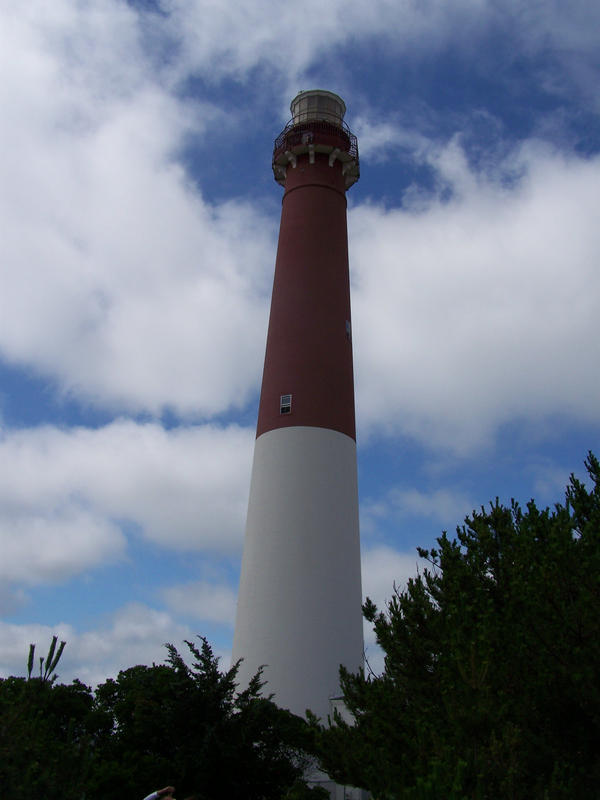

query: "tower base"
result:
(232, 425), (364, 720)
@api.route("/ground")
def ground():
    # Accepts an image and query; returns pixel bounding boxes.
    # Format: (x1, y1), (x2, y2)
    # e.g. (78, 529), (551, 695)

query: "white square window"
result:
(280, 394), (292, 414)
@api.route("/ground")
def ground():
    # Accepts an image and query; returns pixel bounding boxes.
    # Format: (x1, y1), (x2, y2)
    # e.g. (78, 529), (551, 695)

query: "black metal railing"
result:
(273, 118), (359, 162)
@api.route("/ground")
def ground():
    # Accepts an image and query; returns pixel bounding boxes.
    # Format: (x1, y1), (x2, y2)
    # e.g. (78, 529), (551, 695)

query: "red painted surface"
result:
(256, 151), (356, 440)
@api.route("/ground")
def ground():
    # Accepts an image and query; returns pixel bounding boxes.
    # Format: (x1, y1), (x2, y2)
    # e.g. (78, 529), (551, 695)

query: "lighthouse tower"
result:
(232, 90), (363, 720)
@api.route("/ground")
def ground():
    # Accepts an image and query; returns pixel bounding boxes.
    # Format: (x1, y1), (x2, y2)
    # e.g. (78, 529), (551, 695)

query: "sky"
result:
(1, 0), (599, 687)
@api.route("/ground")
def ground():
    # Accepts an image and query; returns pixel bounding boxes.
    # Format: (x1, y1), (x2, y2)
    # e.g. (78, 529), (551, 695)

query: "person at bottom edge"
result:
(142, 787), (175, 800)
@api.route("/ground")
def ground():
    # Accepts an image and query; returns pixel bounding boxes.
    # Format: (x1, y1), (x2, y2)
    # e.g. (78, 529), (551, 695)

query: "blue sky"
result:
(1, 0), (599, 684)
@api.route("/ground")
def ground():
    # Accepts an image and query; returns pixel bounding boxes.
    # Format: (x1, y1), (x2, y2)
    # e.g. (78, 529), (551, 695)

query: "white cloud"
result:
(0, 421), (254, 585)
(1, 1), (273, 418)
(527, 456), (586, 504)
(361, 483), (474, 541)
(158, 0), (600, 107)
(354, 118), (432, 164)
(163, 580), (237, 626)
(360, 545), (426, 675)
(0, 621), (76, 681)
(73, 603), (192, 685)
(362, 545), (424, 611)
(0, 604), (195, 686)
(2, 1), (599, 439)
(351, 141), (600, 452)
(0, 510), (125, 585)
(389, 486), (474, 525)
(0, 585), (30, 617)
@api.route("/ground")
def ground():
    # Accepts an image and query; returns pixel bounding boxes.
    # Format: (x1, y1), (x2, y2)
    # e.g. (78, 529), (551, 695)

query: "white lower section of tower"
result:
(232, 425), (364, 720)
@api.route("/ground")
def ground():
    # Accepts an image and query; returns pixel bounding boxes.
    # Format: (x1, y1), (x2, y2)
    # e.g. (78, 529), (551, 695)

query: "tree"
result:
(90, 637), (316, 800)
(314, 453), (600, 799)
(1, 636), (317, 800)
(0, 638), (101, 800)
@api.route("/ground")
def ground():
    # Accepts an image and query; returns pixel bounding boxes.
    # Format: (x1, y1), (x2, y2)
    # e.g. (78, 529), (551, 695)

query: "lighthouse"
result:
(232, 90), (363, 721)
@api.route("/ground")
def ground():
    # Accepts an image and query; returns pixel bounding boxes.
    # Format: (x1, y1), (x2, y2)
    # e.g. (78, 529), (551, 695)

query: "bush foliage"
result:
(314, 453), (600, 799)
(0, 637), (316, 800)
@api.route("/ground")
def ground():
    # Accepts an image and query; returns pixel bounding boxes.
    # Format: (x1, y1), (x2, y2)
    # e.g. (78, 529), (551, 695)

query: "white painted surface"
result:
(232, 425), (363, 720)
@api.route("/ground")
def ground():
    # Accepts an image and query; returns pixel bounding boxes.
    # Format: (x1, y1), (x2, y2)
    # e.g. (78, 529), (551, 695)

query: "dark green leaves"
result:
(315, 453), (600, 799)
(1, 636), (315, 800)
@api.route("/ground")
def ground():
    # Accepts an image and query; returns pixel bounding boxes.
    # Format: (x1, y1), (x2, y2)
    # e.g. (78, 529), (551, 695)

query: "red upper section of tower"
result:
(256, 92), (359, 442)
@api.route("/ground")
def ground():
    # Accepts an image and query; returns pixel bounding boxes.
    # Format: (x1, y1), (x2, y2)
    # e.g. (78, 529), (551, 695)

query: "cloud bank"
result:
(0, 421), (253, 586)
(352, 141), (600, 451)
